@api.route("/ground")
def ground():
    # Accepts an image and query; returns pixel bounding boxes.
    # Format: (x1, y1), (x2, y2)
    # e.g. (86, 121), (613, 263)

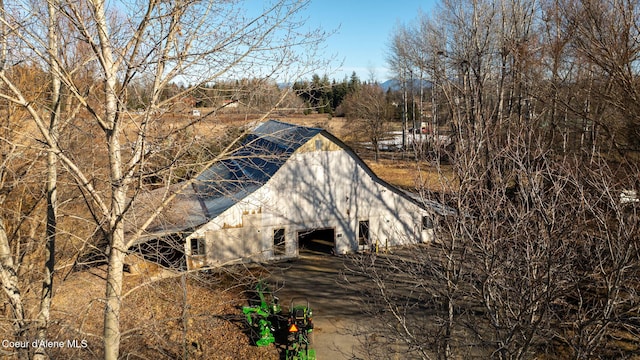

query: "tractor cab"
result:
(288, 298), (313, 333)
(286, 298), (315, 360)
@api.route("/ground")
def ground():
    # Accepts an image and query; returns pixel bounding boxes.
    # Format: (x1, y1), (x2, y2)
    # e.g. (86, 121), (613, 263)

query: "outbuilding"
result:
(129, 120), (439, 270)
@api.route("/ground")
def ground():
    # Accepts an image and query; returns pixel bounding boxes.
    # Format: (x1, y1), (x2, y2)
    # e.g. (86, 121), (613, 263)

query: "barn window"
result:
(422, 215), (433, 230)
(190, 238), (205, 256)
(273, 228), (286, 255)
(315, 139), (323, 151)
(358, 220), (370, 246)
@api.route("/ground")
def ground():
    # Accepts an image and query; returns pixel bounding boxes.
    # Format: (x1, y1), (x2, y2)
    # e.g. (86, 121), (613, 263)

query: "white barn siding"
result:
(185, 133), (433, 269)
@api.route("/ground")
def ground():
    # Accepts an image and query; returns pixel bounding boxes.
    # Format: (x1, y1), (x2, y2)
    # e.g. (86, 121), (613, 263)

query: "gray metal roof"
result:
(194, 120), (322, 219)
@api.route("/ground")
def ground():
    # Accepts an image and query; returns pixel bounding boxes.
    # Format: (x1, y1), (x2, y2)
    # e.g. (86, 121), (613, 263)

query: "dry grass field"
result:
(48, 266), (279, 359)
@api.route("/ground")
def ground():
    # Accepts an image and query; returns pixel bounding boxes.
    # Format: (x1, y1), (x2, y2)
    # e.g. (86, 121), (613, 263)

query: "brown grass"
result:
(364, 158), (457, 192)
(48, 268), (278, 359)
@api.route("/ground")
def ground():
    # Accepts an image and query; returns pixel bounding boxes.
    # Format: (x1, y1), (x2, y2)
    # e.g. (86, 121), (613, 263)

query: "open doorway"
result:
(297, 228), (335, 255)
(134, 234), (186, 270)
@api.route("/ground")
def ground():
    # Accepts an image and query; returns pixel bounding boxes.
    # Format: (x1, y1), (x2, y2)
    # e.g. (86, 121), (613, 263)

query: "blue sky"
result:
(303, 0), (437, 81)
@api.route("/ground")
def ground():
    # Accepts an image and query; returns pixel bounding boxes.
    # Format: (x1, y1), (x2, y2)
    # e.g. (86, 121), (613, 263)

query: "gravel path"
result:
(265, 250), (369, 359)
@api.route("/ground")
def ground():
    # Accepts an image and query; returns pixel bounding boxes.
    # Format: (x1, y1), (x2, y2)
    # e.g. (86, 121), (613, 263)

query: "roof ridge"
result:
(260, 119), (324, 132)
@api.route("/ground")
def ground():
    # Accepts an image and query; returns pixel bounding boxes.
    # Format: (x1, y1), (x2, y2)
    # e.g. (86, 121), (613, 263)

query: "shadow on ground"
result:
(264, 250), (369, 359)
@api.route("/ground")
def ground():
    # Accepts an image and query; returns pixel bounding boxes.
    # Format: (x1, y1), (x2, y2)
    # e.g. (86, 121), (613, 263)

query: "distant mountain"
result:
(380, 78), (432, 92)
(380, 79), (400, 91)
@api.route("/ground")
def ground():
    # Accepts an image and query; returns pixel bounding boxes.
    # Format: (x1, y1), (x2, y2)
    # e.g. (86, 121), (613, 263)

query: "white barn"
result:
(129, 120), (440, 270)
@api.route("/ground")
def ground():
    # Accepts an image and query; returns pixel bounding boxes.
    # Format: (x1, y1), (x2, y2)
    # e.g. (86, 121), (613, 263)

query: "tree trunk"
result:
(104, 139), (126, 360)
(0, 218), (28, 360)
(102, 103), (126, 360)
(103, 131), (125, 360)
(34, 1), (60, 358)
(34, 136), (58, 360)
(104, 178), (127, 360)
(104, 231), (126, 360)
(89, 0), (128, 357)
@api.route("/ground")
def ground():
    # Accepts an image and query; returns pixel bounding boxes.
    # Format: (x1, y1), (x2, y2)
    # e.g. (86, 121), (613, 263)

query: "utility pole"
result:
(402, 68), (407, 154)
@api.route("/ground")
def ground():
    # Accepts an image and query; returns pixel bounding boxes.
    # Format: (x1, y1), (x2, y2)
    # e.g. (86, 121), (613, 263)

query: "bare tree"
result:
(34, 1), (61, 358)
(375, 0), (640, 358)
(560, 0), (640, 162)
(347, 124), (639, 360)
(0, 0), (329, 359)
(0, 2), (51, 359)
(342, 83), (393, 161)
(0, 85), (49, 360)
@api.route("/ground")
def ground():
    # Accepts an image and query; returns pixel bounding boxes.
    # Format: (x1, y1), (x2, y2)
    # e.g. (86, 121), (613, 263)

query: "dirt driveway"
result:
(265, 250), (369, 359)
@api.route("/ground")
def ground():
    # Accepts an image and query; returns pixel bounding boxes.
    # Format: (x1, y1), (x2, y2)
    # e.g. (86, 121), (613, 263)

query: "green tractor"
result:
(242, 281), (282, 347)
(285, 298), (316, 360)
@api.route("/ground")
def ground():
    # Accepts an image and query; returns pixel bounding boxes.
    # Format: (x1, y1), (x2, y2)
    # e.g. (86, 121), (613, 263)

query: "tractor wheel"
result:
(306, 348), (317, 360)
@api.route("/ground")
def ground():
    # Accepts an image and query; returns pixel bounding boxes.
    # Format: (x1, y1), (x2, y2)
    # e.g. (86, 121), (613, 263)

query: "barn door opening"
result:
(358, 220), (370, 246)
(273, 228), (286, 256)
(297, 228), (335, 255)
(134, 234), (186, 270)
